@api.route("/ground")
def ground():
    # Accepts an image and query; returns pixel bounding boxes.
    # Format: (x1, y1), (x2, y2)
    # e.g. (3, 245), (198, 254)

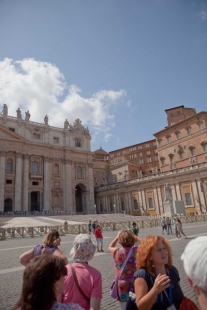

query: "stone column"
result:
(141, 189), (147, 213)
(15, 152), (22, 211)
(23, 154), (29, 212)
(64, 159), (73, 212)
(157, 187), (163, 215)
(127, 191), (132, 213)
(43, 157), (50, 211)
(153, 188), (160, 214)
(87, 162), (95, 213)
(175, 183), (182, 201)
(0, 151), (6, 212)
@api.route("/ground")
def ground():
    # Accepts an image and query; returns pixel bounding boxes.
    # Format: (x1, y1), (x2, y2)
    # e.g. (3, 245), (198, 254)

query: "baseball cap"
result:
(181, 236), (207, 291)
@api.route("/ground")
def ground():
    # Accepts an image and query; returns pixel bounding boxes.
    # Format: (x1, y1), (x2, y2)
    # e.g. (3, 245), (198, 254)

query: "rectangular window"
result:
(148, 198), (154, 209)
(158, 140), (162, 146)
(6, 180), (12, 184)
(179, 153), (183, 160)
(146, 151), (151, 155)
(53, 137), (59, 144)
(32, 181), (39, 185)
(121, 201), (125, 211)
(190, 149), (195, 156)
(153, 141), (157, 146)
(147, 157), (152, 163)
(176, 133), (180, 140)
(186, 128), (191, 135)
(167, 136), (171, 143)
(202, 144), (207, 152)
(9, 128), (15, 132)
(155, 155), (158, 161)
(6, 163), (13, 173)
(198, 123), (203, 130)
(161, 158), (165, 165)
(185, 193), (192, 205)
(75, 138), (82, 147)
(110, 202), (114, 212)
(139, 158), (144, 164)
(138, 145), (142, 150)
(145, 143), (150, 148)
(33, 133), (41, 139)
(133, 200), (139, 210)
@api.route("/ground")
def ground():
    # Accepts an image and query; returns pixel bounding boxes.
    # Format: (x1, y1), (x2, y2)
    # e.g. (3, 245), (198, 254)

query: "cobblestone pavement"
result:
(0, 219), (207, 310)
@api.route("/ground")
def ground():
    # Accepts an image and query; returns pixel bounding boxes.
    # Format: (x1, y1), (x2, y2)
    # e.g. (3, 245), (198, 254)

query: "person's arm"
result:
(90, 297), (101, 310)
(53, 249), (68, 265)
(19, 248), (34, 266)
(135, 235), (142, 244)
(108, 231), (121, 254)
(135, 274), (170, 310)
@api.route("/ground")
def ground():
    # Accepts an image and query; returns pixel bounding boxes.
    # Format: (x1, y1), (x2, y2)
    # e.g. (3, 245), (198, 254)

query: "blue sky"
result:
(0, 0), (207, 152)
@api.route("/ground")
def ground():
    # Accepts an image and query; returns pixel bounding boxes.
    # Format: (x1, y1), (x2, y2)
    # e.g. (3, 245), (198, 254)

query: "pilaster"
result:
(23, 154), (29, 211)
(15, 152), (22, 211)
(43, 157), (50, 210)
(0, 151), (6, 211)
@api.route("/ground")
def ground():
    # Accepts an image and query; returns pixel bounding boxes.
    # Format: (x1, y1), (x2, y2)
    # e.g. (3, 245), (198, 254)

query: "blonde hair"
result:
(43, 230), (60, 247)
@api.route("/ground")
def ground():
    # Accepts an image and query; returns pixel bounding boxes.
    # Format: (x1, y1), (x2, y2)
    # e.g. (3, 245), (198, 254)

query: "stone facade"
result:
(0, 108), (94, 214)
(94, 106), (207, 216)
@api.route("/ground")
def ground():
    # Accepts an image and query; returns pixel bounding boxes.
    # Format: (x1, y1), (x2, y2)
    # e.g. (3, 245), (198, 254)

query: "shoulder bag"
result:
(110, 247), (133, 299)
(71, 264), (90, 304)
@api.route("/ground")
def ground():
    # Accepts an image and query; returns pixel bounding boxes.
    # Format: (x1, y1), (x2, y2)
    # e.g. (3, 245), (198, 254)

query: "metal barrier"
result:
(0, 215), (207, 241)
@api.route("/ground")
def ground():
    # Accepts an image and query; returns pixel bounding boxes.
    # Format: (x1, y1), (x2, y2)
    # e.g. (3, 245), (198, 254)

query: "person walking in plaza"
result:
(181, 236), (207, 310)
(92, 220), (96, 233)
(166, 217), (172, 234)
(19, 229), (68, 266)
(161, 216), (167, 235)
(130, 222), (139, 236)
(108, 229), (141, 310)
(62, 234), (102, 310)
(94, 224), (104, 252)
(88, 220), (92, 235)
(131, 235), (184, 310)
(13, 255), (83, 310)
(177, 218), (187, 239)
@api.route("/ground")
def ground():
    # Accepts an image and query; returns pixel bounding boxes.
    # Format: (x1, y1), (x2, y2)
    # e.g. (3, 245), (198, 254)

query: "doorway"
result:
(31, 191), (40, 211)
(4, 198), (12, 212)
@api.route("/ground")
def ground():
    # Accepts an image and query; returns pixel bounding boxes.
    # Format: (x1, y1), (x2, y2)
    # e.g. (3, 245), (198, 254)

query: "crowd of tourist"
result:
(14, 217), (205, 310)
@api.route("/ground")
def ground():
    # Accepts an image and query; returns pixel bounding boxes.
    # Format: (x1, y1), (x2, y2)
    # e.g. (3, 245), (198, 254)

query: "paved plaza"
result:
(0, 216), (207, 310)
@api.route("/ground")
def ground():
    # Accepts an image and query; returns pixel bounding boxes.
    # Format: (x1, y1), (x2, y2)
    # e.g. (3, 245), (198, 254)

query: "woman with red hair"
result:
(132, 235), (184, 310)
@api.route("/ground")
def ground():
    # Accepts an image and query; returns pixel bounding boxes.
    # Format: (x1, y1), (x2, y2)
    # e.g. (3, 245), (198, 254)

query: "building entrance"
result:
(31, 192), (40, 212)
(75, 185), (83, 213)
(4, 198), (12, 212)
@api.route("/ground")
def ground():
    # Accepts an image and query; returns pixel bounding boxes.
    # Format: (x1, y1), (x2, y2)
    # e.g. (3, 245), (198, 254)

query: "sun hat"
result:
(181, 236), (207, 291)
(70, 234), (96, 262)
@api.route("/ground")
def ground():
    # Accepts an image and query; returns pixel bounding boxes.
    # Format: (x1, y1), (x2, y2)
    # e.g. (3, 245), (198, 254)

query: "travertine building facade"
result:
(0, 106), (94, 213)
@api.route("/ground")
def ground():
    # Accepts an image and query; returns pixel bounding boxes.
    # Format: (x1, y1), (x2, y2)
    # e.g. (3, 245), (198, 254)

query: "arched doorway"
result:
(4, 198), (12, 212)
(31, 192), (40, 211)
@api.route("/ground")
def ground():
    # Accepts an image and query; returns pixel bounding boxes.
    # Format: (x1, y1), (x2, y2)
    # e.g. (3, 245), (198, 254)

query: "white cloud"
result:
(199, 9), (207, 21)
(0, 58), (127, 144)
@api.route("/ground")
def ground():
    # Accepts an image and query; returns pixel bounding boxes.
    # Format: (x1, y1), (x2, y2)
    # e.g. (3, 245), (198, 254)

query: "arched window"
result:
(77, 166), (82, 179)
(54, 163), (59, 176)
(6, 158), (13, 174)
(32, 161), (39, 174)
